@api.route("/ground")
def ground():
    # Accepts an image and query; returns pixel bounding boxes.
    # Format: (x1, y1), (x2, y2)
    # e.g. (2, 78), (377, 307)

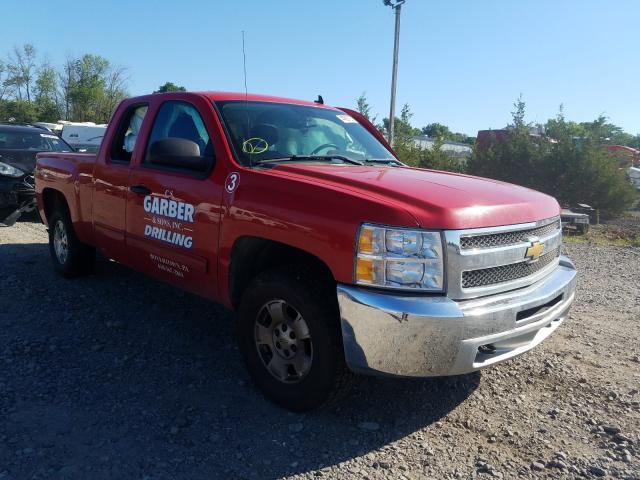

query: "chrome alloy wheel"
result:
(254, 300), (313, 384)
(53, 219), (69, 264)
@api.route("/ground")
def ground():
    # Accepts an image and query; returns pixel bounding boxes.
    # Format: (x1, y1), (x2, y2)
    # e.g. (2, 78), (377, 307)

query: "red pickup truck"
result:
(36, 91), (577, 411)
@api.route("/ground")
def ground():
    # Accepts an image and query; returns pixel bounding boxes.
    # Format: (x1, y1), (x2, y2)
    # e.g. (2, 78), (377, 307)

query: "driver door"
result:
(124, 99), (223, 298)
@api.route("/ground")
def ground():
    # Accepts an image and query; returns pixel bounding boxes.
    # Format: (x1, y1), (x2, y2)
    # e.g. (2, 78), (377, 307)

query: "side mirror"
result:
(148, 138), (208, 171)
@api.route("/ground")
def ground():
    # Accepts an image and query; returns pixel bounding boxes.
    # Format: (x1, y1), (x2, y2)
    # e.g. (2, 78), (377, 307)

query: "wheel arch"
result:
(41, 188), (70, 225)
(228, 236), (336, 308)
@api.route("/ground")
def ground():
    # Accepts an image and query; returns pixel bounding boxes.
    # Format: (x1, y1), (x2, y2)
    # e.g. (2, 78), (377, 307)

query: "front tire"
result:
(48, 208), (95, 278)
(237, 266), (349, 412)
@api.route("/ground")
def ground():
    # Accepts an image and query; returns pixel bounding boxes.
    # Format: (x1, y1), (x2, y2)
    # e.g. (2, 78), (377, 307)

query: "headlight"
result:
(355, 224), (445, 291)
(0, 162), (23, 178)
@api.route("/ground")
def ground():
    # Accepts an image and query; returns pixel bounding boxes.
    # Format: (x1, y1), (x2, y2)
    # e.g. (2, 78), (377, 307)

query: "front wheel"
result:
(48, 208), (95, 278)
(237, 266), (349, 412)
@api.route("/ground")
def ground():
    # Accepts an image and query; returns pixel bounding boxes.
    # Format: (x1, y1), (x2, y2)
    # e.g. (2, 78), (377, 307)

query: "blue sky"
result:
(3, 0), (638, 135)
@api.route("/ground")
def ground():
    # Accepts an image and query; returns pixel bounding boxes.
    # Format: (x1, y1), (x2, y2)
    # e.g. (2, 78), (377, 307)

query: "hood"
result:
(0, 149), (36, 176)
(273, 164), (560, 230)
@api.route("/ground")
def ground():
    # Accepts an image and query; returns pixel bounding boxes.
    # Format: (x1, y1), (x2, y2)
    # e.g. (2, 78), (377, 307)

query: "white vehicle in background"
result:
(33, 122), (64, 134)
(60, 122), (107, 152)
(629, 167), (640, 190)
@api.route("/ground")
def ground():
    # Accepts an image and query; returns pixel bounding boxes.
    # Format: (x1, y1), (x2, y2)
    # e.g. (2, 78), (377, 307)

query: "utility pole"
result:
(383, 0), (405, 145)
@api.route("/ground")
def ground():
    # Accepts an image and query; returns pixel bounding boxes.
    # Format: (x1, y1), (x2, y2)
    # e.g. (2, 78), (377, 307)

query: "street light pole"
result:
(384, 0), (405, 145)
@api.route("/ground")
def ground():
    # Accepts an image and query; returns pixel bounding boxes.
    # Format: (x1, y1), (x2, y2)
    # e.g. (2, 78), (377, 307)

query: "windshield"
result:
(215, 101), (394, 166)
(0, 130), (72, 152)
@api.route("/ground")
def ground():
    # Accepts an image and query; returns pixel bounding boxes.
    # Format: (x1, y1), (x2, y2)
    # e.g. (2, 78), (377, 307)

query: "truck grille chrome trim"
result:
(460, 218), (560, 250)
(462, 247), (560, 288)
(444, 216), (562, 300)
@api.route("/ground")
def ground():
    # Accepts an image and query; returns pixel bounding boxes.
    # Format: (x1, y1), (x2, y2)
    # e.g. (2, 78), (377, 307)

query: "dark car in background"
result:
(0, 124), (74, 225)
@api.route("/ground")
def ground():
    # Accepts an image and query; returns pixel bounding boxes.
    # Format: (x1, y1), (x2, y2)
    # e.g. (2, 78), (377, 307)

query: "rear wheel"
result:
(237, 266), (349, 412)
(48, 208), (95, 277)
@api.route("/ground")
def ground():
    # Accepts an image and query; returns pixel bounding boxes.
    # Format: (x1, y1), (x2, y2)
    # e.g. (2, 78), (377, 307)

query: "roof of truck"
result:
(123, 91), (340, 110)
(194, 91), (338, 108)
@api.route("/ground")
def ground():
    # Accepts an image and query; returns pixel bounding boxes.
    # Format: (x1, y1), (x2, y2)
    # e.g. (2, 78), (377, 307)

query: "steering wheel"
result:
(311, 143), (340, 155)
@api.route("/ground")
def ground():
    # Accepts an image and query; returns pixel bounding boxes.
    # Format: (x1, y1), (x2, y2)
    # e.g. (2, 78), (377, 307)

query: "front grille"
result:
(462, 247), (560, 289)
(460, 219), (560, 250)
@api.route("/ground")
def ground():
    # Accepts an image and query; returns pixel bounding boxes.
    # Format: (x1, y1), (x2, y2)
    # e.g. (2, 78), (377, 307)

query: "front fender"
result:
(216, 167), (418, 308)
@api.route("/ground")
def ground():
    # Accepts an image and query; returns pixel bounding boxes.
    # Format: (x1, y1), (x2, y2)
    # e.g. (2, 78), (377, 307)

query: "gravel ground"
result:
(1, 220), (639, 480)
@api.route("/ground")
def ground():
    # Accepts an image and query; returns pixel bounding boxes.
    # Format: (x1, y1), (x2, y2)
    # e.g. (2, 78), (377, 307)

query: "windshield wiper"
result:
(363, 158), (403, 166)
(254, 155), (364, 166)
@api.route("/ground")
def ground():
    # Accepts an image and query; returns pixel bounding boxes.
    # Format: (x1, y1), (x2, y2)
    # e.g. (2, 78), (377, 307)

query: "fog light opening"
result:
(478, 344), (497, 355)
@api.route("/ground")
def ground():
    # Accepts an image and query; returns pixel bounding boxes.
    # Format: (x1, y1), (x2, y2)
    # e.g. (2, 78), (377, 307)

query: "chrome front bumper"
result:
(337, 256), (577, 377)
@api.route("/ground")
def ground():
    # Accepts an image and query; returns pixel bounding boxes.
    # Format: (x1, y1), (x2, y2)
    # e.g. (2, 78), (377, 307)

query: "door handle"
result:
(129, 185), (151, 195)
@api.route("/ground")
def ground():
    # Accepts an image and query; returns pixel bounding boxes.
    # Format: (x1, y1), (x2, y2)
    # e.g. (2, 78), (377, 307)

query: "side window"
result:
(145, 101), (213, 173)
(110, 105), (148, 163)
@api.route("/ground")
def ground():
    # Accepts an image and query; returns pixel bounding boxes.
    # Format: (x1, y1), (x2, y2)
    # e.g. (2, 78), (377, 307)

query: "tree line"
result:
(0, 43), (128, 124)
(356, 93), (475, 145)
(467, 99), (637, 215)
(357, 93), (638, 215)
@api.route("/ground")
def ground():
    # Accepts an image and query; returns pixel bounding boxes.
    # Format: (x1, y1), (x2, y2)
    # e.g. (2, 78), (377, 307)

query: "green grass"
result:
(563, 225), (640, 247)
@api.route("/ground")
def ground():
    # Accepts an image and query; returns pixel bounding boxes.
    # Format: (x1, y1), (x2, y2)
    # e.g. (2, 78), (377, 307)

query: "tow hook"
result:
(478, 344), (497, 355)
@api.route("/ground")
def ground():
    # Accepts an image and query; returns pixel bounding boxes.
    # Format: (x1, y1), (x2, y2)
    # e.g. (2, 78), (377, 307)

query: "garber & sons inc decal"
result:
(143, 194), (195, 249)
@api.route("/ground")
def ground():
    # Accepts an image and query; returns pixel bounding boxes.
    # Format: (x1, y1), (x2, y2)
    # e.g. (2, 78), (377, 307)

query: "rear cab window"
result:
(110, 105), (148, 163)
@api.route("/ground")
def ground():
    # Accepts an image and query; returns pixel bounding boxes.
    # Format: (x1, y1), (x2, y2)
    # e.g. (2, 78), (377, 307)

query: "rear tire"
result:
(237, 266), (349, 412)
(48, 208), (95, 278)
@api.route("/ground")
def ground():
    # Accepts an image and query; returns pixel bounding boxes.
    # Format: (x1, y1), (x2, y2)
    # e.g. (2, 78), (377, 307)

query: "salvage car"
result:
(561, 204), (594, 234)
(35, 92), (577, 411)
(0, 124), (73, 225)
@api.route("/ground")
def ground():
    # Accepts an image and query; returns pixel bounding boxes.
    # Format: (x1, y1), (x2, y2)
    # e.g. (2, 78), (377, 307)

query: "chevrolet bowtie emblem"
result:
(525, 241), (545, 261)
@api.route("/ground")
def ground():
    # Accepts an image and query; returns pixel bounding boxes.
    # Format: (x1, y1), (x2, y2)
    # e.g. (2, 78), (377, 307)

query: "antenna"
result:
(242, 31), (248, 101)
(242, 30), (252, 167)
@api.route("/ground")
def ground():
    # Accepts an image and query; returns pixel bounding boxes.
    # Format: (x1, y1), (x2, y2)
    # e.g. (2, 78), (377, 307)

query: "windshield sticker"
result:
(242, 137), (268, 154)
(336, 114), (357, 124)
(40, 133), (59, 139)
(225, 172), (240, 193)
(143, 195), (195, 249)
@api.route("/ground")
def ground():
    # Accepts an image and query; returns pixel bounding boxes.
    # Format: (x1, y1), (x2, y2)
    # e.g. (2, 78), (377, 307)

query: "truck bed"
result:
(35, 152), (98, 234)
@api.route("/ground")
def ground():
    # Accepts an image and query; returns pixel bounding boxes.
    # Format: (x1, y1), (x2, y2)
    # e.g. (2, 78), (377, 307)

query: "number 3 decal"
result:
(225, 172), (240, 193)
